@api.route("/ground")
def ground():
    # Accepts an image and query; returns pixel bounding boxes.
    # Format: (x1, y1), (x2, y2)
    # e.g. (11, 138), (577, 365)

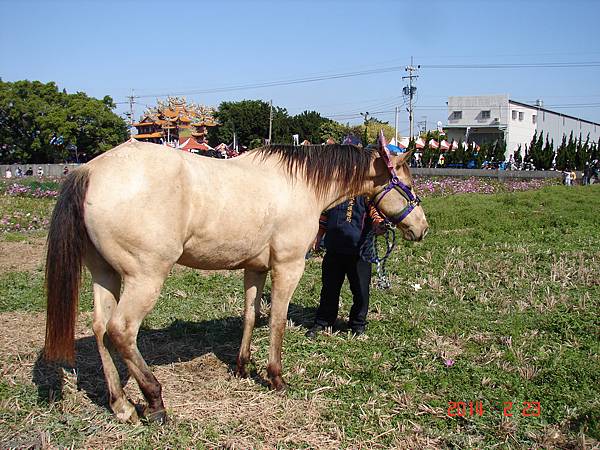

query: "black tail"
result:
(44, 167), (90, 365)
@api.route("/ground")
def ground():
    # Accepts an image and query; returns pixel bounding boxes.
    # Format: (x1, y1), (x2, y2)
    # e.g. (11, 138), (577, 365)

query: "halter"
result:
(369, 131), (422, 225)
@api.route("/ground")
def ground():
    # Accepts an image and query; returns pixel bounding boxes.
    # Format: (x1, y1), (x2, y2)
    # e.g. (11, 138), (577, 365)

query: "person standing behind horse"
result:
(306, 196), (384, 338)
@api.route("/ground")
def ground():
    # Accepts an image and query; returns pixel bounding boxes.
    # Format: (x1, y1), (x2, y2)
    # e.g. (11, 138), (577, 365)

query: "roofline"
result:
(444, 124), (505, 129)
(509, 99), (600, 127)
(447, 95), (600, 128)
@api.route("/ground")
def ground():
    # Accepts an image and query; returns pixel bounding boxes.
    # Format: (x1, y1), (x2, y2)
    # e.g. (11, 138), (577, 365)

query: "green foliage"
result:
(555, 134), (568, 170)
(211, 100), (271, 149)
(514, 144), (523, 165)
(0, 80), (128, 164)
(211, 100), (339, 147)
(318, 120), (351, 144)
(290, 110), (329, 144)
(488, 136), (506, 162)
(529, 131), (554, 170)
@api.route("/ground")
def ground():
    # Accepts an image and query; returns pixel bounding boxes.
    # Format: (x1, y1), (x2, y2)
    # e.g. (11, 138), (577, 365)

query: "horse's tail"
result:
(44, 167), (91, 365)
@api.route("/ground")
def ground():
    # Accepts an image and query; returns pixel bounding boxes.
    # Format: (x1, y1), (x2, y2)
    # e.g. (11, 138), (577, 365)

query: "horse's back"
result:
(84, 141), (195, 274)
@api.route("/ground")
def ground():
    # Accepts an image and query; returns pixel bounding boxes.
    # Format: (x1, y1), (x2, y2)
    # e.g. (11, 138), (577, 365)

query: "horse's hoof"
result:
(143, 408), (168, 425)
(270, 377), (288, 394)
(235, 366), (249, 378)
(113, 399), (139, 424)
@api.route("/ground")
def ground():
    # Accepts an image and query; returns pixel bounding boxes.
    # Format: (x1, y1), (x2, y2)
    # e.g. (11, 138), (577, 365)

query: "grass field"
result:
(0, 182), (599, 448)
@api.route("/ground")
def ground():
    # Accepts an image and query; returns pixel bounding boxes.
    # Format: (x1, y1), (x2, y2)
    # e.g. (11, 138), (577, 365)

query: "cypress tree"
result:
(566, 131), (576, 169)
(556, 134), (568, 170)
(514, 145), (523, 167)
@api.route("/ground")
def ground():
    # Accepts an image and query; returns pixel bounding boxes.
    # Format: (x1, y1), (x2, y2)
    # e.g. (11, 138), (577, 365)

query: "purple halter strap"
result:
(370, 131), (421, 225)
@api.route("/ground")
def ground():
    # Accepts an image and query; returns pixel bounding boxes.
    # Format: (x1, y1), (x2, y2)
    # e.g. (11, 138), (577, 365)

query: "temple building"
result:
(133, 97), (217, 145)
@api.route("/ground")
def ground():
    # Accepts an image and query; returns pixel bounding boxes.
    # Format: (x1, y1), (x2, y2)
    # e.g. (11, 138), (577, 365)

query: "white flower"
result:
(412, 283), (422, 291)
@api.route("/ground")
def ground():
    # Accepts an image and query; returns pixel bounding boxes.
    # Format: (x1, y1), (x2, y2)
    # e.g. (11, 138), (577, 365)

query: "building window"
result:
(452, 111), (462, 120)
(532, 115), (537, 124)
(518, 112), (524, 121)
(481, 110), (491, 119)
(512, 110), (517, 120)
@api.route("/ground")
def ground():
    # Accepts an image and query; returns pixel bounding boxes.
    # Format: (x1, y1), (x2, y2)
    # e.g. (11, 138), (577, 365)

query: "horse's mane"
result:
(252, 144), (376, 199)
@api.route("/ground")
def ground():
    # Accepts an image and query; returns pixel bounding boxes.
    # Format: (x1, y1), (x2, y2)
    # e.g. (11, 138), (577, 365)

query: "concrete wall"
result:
(536, 108), (600, 149)
(1, 163), (81, 178)
(1, 164), (565, 181)
(507, 103), (537, 155)
(411, 167), (563, 179)
(447, 94), (509, 127)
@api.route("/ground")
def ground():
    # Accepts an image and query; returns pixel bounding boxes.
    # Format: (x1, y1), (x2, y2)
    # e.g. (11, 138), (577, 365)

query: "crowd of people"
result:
(4, 166), (70, 178)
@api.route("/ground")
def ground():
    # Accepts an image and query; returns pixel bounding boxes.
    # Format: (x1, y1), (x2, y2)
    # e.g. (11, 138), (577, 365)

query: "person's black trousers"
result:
(314, 251), (371, 330)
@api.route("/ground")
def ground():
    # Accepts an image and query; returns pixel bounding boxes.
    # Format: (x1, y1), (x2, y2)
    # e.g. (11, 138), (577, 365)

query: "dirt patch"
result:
(0, 311), (341, 449)
(0, 237), (46, 274)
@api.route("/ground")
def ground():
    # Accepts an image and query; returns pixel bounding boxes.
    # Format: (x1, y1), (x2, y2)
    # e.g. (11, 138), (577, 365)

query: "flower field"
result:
(0, 176), (559, 234)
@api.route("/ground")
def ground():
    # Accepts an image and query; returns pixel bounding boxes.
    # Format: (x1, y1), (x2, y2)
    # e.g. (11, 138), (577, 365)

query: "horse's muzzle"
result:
(403, 226), (428, 242)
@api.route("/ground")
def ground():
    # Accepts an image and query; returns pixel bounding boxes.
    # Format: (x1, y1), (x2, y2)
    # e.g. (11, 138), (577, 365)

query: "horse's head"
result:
(369, 131), (428, 242)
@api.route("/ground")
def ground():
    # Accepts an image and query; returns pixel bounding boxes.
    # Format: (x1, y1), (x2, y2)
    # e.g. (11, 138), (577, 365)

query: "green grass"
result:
(0, 185), (598, 448)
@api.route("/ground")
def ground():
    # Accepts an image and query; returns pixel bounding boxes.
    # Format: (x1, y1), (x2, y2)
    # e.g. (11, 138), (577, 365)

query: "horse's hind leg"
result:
(107, 273), (168, 423)
(236, 269), (267, 377)
(86, 248), (139, 423)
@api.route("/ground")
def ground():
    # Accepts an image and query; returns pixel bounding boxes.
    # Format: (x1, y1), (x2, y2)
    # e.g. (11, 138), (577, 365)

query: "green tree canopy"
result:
(211, 99), (352, 148)
(0, 80), (128, 163)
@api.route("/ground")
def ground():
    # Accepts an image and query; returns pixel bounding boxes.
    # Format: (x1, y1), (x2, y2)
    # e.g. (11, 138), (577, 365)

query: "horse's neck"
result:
(235, 152), (375, 212)
(317, 179), (375, 212)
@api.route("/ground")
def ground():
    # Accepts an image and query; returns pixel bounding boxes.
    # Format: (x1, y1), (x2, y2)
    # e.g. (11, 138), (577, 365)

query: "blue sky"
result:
(1, 0), (599, 136)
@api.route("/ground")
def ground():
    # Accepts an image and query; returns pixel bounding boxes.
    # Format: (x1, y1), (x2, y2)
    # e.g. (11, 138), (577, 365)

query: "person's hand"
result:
(313, 233), (324, 251)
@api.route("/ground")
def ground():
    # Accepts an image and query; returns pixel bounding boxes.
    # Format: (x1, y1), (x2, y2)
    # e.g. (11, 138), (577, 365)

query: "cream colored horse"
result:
(44, 136), (428, 424)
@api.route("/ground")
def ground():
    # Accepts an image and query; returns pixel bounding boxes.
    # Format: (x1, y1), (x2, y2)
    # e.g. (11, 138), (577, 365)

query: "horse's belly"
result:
(177, 238), (270, 271)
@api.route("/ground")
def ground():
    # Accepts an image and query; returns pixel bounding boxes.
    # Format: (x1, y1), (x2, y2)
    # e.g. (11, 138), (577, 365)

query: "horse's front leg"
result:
(266, 259), (305, 391)
(236, 269), (267, 378)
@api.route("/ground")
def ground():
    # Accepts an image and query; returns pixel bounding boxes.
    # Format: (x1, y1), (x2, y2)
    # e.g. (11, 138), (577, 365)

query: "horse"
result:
(44, 132), (428, 424)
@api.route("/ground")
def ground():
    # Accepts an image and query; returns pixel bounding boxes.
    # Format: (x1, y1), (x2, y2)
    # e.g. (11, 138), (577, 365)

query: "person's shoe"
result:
(305, 324), (325, 339)
(350, 326), (365, 337)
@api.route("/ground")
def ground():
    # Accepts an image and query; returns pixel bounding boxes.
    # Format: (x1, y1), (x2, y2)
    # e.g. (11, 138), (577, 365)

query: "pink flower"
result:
(444, 359), (455, 367)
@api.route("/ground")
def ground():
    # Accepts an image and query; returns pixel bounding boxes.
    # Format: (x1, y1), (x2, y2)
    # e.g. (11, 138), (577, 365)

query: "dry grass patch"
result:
(0, 237), (46, 274)
(0, 312), (341, 448)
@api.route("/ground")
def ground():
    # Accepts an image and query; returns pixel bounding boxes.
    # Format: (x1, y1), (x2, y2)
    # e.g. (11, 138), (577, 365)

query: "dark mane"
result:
(252, 144), (376, 199)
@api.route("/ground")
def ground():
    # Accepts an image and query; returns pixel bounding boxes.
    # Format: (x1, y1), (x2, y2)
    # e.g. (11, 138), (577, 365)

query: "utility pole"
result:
(268, 99), (273, 144)
(394, 106), (399, 142)
(402, 57), (419, 140)
(127, 89), (136, 138)
(360, 111), (370, 146)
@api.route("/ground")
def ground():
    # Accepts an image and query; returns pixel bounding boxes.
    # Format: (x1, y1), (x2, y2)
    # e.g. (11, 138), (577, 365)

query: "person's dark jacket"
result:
(321, 197), (374, 256)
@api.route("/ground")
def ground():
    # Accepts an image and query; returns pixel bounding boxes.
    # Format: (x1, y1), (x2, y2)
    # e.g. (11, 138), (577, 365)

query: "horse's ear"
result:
(397, 149), (413, 166)
(378, 129), (387, 151)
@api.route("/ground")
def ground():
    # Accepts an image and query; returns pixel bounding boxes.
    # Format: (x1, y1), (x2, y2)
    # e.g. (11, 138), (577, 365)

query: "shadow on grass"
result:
(32, 302), (316, 412)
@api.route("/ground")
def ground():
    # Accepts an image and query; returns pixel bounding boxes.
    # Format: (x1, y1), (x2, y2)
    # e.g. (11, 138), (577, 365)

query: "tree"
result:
(319, 120), (351, 144)
(489, 137), (506, 163)
(211, 100), (273, 149)
(530, 131), (554, 170)
(555, 134), (568, 170)
(540, 134), (555, 170)
(514, 145), (523, 166)
(0, 80), (128, 163)
(290, 110), (330, 144)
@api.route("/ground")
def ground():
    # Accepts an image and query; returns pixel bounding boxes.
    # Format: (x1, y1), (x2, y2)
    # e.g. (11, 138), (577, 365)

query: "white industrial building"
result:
(444, 95), (600, 158)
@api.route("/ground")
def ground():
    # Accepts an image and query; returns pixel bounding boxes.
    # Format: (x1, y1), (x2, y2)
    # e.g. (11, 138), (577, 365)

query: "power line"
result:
(129, 61), (600, 100)
(422, 62), (600, 69)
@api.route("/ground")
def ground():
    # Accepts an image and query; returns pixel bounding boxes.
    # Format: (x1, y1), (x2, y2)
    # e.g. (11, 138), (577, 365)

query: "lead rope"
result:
(360, 223), (397, 289)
